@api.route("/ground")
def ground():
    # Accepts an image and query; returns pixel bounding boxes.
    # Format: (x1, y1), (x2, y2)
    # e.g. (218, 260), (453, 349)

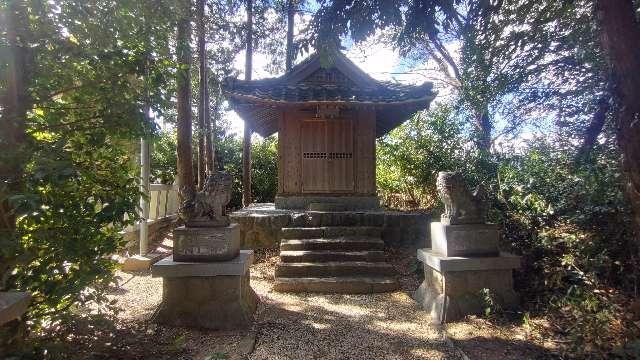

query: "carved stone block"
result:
(431, 222), (499, 257)
(173, 224), (240, 262)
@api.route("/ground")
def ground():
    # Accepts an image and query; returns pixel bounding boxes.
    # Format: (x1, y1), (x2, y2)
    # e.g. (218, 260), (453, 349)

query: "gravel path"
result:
(95, 248), (461, 360)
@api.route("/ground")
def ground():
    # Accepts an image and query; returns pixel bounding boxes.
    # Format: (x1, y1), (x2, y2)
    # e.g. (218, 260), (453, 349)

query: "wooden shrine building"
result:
(224, 51), (436, 210)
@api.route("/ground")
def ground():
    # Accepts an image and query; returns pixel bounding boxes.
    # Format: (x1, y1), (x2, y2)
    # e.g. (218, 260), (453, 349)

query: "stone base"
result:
(275, 195), (380, 211)
(173, 224), (240, 262)
(0, 292), (31, 327)
(230, 204), (430, 249)
(431, 222), (499, 257)
(151, 251), (257, 330)
(121, 253), (168, 271)
(0, 292), (30, 357)
(414, 249), (520, 323)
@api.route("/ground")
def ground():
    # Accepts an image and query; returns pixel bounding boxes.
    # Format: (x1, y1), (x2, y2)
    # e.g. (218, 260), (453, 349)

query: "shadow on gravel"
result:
(450, 336), (561, 360)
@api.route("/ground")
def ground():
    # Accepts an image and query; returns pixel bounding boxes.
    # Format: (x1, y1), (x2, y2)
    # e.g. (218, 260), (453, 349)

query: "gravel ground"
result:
(39, 245), (557, 359)
(81, 247), (460, 360)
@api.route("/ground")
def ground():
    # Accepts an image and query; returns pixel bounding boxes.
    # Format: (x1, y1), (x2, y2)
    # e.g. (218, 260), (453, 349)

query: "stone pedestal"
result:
(0, 292), (31, 357)
(414, 222), (520, 323)
(173, 224), (240, 262)
(151, 250), (257, 330)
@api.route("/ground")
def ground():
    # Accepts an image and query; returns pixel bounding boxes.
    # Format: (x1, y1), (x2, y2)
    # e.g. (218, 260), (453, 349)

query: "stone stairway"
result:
(274, 224), (399, 293)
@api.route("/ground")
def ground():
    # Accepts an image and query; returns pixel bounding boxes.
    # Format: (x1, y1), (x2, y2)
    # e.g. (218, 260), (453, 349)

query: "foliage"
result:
(1, 0), (177, 328)
(377, 104), (639, 354)
(376, 103), (483, 209)
(493, 135), (638, 355)
(205, 133), (278, 209)
(151, 130), (178, 184)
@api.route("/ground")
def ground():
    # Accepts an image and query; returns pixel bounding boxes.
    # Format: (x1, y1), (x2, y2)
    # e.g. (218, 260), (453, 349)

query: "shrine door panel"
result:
(301, 120), (328, 192)
(301, 118), (354, 193)
(327, 118), (354, 192)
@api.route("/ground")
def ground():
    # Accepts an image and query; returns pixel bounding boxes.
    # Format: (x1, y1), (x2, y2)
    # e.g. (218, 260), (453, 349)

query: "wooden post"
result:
(139, 138), (150, 255)
(242, 0), (253, 207)
(176, 0), (195, 204)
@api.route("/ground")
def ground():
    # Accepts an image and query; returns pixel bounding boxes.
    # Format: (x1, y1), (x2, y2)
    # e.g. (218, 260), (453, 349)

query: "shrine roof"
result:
(222, 51), (436, 137)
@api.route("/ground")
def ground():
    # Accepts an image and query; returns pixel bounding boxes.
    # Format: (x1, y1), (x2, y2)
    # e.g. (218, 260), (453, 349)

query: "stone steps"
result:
(281, 226), (382, 239)
(273, 276), (398, 294)
(280, 250), (386, 263)
(275, 261), (395, 278)
(280, 237), (385, 251)
(274, 225), (399, 294)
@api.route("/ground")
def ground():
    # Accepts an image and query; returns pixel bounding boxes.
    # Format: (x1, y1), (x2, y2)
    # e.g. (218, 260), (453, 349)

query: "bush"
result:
(215, 133), (278, 209)
(376, 103), (488, 209)
(7, 131), (140, 328)
(377, 102), (639, 355)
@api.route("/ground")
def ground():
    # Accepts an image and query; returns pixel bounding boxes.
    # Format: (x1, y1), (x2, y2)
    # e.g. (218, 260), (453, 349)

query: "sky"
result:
(220, 5), (545, 150)
(223, 16), (456, 137)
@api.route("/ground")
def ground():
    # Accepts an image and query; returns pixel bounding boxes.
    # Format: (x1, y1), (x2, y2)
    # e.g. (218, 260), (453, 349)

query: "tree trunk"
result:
(0, 0), (30, 290)
(286, 0), (295, 71)
(575, 94), (610, 164)
(596, 0), (640, 245)
(475, 106), (492, 154)
(196, 0), (207, 188)
(176, 0), (195, 203)
(204, 77), (215, 173)
(242, 0), (253, 207)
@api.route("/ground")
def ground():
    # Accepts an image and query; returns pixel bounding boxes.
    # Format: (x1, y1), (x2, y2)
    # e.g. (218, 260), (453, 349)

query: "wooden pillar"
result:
(242, 0), (253, 207)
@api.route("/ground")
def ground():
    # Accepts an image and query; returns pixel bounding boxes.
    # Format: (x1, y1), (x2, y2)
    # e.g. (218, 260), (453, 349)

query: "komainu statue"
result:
(436, 171), (487, 225)
(180, 171), (232, 227)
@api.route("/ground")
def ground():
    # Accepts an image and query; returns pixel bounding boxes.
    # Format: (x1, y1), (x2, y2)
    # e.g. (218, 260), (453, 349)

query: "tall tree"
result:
(286, 0), (295, 71)
(176, 0), (195, 202)
(595, 0), (640, 244)
(310, 1), (577, 155)
(0, 0), (31, 292)
(196, 0), (208, 187)
(242, 0), (254, 207)
(204, 71), (215, 172)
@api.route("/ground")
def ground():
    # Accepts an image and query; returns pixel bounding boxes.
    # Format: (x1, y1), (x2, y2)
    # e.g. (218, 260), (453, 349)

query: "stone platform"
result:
(151, 250), (257, 330)
(414, 222), (520, 323)
(275, 195), (380, 211)
(230, 203), (430, 249)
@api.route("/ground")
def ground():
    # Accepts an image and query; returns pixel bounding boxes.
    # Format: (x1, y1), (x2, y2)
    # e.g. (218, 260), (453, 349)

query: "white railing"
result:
(148, 184), (180, 221)
(123, 184), (179, 233)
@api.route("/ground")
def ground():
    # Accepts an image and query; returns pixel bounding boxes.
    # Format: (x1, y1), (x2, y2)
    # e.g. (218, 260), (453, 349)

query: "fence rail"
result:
(123, 184), (179, 233)
(148, 184), (179, 221)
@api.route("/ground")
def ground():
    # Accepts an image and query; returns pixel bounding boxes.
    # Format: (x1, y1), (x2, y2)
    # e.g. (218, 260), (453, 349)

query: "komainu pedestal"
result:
(151, 250), (257, 330)
(414, 172), (520, 323)
(414, 243), (520, 323)
(152, 171), (257, 329)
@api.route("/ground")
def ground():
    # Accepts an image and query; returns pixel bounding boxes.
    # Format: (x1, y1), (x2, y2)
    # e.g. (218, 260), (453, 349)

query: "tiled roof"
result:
(222, 51), (436, 137)
(225, 79), (435, 104)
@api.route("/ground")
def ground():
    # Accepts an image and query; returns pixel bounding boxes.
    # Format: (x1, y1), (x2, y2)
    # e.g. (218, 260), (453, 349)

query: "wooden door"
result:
(301, 119), (328, 192)
(301, 118), (354, 193)
(327, 118), (354, 192)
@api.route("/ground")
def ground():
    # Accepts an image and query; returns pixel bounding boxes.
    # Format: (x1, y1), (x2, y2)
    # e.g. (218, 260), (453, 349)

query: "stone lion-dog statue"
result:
(180, 171), (232, 227)
(436, 171), (487, 225)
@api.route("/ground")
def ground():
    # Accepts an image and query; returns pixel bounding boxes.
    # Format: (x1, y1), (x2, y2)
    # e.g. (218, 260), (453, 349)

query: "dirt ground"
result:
(33, 244), (562, 359)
